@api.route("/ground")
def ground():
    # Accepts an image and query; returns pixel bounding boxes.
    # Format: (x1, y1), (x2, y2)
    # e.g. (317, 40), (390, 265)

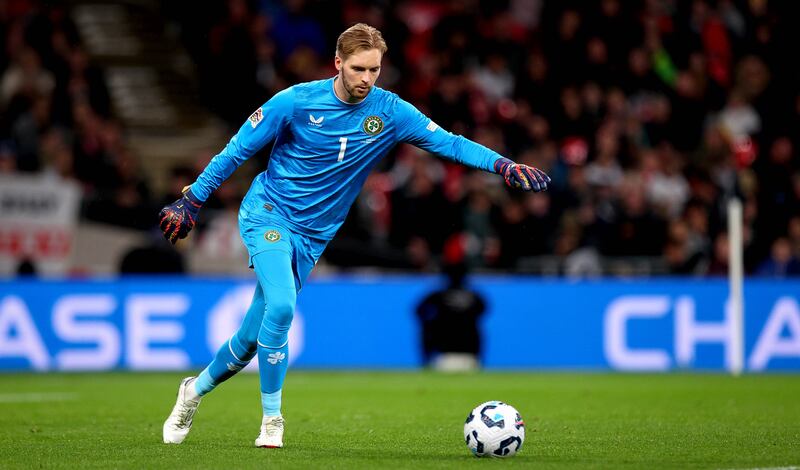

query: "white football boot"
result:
(162, 377), (201, 444)
(254, 415), (284, 448)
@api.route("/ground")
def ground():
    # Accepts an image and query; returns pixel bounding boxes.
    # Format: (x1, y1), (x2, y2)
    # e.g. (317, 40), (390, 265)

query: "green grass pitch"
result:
(0, 372), (798, 469)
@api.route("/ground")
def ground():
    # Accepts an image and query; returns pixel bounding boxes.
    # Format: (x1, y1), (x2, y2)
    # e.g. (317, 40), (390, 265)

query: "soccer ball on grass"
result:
(463, 401), (525, 458)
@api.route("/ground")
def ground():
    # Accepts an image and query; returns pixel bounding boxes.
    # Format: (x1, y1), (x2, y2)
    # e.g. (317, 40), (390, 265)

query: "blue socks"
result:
(261, 390), (282, 417)
(194, 335), (256, 396)
(258, 341), (289, 416)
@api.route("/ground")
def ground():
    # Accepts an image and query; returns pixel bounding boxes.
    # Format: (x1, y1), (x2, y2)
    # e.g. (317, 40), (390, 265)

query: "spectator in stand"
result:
(585, 124), (623, 189)
(756, 237), (800, 278)
(1, 47), (54, 110)
(664, 219), (705, 275)
(38, 128), (74, 179)
(787, 216), (800, 261)
(644, 145), (690, 219)
(706, 232), (730, 276)
(0, 142), (17, 173)
(10, 93), (51, 171)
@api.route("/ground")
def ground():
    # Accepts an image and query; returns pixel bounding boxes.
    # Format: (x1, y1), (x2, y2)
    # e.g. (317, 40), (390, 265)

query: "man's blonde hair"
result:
(336, 23), (387, 60)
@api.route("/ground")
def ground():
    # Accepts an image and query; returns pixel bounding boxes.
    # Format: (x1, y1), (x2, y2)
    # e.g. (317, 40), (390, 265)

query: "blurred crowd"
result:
(3, 0), (800, 276)
(0, 1), (155, 231)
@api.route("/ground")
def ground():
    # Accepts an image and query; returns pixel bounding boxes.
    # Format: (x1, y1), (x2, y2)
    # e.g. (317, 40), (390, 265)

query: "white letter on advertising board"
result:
(53, 295), (119, 370)
(749, 297), (800, 371)
(125, 294), (189, 370)
(0, 296), (49, 370)
(604, 296), (671, 371)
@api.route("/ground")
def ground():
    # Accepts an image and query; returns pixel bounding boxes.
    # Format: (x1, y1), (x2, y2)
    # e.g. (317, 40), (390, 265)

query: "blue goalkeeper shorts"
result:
(238, 209), (327, 292)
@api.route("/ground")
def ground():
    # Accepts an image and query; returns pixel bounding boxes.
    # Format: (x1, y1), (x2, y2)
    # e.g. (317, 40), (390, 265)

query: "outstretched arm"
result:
(159, 87), (295, 244)
(394, 98), (550, 192)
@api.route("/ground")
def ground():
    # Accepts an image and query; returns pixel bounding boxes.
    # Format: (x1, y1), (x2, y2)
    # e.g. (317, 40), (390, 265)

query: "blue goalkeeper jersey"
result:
(191, 77), (504, 241)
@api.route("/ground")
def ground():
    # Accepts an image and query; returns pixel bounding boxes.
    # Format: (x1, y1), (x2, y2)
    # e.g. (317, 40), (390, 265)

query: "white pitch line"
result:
(719, 467), (799, 470)
(0, 392), (77, 403)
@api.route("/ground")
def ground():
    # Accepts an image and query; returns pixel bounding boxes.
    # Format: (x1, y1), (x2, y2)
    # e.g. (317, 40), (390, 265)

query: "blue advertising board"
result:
(1, 276), (798, 371)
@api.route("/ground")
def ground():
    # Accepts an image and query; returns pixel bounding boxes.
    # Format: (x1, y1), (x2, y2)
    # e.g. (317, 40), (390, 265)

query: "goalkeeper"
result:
(160, 23), (550, 449)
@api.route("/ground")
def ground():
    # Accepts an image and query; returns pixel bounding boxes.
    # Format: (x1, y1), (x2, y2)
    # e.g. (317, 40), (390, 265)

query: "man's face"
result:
(335, 48), (382, 101)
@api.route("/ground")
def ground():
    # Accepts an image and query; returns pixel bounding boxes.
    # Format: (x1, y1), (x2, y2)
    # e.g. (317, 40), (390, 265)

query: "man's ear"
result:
(335, 55), (342, 71)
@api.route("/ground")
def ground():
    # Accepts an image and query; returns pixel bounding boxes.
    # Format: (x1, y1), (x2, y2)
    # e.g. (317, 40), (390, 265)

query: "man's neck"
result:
(333, 76), (364, 104)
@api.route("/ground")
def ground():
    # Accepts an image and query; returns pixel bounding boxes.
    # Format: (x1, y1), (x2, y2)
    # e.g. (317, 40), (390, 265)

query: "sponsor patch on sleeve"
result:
(249, 108), (264, 128)
(426, 120), (439, 132)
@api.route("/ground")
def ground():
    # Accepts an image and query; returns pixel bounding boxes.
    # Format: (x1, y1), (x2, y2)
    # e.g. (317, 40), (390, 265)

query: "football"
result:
(463, 401), (525, 458)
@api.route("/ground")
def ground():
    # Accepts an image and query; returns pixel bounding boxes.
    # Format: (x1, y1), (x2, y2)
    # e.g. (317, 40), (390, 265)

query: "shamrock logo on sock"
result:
(267, 352), (286, 365)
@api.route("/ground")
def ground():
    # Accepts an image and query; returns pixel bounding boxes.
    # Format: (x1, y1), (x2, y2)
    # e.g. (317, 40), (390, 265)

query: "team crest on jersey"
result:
(363, 115), (384, 135)
(264, 230), (281, 242)
(249, 108), (264, 128)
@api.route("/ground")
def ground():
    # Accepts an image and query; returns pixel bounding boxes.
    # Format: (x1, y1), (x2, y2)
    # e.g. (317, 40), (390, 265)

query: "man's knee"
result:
(265, 293), (295, 329)
(258, 290), (296, 346)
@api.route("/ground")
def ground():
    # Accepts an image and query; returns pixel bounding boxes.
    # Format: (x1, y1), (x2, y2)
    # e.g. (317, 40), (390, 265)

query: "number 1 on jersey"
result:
(338, 137), (348, 162)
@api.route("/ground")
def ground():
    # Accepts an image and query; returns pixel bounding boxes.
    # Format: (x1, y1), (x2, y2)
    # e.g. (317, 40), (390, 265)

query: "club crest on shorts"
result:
(363, 115), (384, 135)
(264, 230), (281, 242)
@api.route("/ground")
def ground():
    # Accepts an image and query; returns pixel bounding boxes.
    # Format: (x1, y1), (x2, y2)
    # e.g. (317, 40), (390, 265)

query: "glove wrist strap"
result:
(493, 157), (514, 175)
(183, 187), (203, 208)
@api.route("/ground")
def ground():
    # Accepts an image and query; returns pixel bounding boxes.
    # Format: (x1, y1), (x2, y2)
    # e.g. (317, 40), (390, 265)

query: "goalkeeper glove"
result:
(159, 186), (203, 244)
(494, 157), (551, 192)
